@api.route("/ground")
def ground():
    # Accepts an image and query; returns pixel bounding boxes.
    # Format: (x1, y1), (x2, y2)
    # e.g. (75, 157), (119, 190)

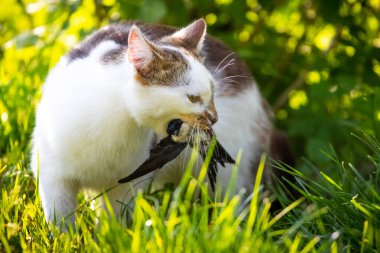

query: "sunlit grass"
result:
(1, 0), (379, 251)
(1, 133), (380, 251)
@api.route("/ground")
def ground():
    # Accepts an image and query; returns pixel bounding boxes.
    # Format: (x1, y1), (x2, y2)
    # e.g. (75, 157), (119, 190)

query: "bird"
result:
(118, 119), (235, 191)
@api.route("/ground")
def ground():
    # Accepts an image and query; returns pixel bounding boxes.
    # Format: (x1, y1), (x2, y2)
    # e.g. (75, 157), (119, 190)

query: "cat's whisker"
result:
(214, 61), (235, 80)
(214, 52), (235, 73)
(218, 77), (243, 84)
(194, 125), (202, 170)
(183, 123), (197, 169)
(218, 122), (243, 139)
(211, 120), (241, 151)
(181, 145), (191, 171)
(215, 129), (239, 148)
(195, 125), (201, 148)
(181, 124), (197, 169)
(218, 80), (242, 86)
(218, 74), (251, 82)
(215, 58), (235, 75)
(217, 112), (238, 120)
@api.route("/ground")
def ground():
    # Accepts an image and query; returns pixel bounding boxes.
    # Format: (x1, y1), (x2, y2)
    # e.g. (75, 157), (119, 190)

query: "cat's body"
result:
(31, 20), (273, 224)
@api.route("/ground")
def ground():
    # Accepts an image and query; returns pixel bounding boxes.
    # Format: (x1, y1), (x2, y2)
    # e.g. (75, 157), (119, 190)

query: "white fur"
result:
(32, 35), (270, 224)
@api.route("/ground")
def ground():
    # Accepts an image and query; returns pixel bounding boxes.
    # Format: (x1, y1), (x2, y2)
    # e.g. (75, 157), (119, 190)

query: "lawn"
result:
(1, 0), (379, 252)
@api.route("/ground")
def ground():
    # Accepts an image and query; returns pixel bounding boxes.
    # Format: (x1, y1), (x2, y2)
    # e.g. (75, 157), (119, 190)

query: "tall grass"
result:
(1, 132), (379, 252)
(1, 1), (379, 250)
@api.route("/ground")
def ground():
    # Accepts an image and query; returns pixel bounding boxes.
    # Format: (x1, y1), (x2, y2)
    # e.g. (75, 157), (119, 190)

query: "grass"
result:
(1, 132), (379, 252)
(0, 6), (379, 250)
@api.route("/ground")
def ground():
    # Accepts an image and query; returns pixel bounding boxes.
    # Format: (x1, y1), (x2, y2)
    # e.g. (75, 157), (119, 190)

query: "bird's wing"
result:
(118, 136), (187, 183)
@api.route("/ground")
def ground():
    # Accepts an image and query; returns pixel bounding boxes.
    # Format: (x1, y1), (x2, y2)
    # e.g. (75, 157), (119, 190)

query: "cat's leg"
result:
(39, 176), (79, 228)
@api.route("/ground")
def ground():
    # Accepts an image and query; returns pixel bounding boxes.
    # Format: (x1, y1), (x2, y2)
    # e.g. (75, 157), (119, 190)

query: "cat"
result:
(31, 19), (278, 225)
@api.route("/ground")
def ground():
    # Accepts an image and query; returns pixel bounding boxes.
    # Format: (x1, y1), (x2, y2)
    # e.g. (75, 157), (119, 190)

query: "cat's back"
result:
(67, 21), (253, 95)
(68, 22), (173, 60)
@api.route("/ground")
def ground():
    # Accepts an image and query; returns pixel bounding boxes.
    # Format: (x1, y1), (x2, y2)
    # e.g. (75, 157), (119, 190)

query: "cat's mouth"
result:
(168, 114), (214, 144)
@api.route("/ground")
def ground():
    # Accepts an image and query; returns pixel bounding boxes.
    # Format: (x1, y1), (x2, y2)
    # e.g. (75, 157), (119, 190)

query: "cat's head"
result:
(126, 19), (217, 141)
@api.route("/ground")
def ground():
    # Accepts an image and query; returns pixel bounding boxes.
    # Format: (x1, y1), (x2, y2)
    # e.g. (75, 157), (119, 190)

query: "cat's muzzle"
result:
(167, 118), (212, 144)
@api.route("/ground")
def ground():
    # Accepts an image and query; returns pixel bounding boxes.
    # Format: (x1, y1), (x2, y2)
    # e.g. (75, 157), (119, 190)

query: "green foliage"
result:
(1, 134), (380, 251)
(272, 132), (380, 251)
(1, 0), (380, 252)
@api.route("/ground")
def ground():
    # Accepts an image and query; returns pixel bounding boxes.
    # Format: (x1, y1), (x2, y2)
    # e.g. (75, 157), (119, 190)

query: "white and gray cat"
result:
(31, 19), (289, 224)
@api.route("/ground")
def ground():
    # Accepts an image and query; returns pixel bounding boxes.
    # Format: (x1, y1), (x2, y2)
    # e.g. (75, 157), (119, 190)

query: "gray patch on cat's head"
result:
(67, 22), (177, 63)
(68, 24), (132, 62)
(100, 46), (126, 65)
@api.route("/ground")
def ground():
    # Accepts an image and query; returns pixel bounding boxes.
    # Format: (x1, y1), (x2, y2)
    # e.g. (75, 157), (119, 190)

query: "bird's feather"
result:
(118, 136), (186, 183)
(118, 134), (235, 192)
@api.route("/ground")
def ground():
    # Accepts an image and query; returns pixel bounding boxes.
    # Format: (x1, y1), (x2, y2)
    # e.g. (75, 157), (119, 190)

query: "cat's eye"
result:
(187, 94), (202, 104)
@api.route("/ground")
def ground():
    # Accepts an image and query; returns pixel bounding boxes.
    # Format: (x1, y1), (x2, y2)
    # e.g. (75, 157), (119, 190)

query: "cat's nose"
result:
(207, 110), (218, 125)
(207, 99), (218, 125)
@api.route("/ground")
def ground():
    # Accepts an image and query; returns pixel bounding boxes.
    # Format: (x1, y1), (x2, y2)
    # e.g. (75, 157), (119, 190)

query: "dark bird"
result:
(118, 119), (235, 191)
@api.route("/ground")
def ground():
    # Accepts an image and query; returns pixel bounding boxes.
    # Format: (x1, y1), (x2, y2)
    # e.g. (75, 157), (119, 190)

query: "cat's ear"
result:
(172, 19), (207, 53)
(128, 25), (158, 71)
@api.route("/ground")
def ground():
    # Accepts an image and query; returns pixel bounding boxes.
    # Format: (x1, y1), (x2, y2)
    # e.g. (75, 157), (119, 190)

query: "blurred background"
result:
(0, 0), (379, 175)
